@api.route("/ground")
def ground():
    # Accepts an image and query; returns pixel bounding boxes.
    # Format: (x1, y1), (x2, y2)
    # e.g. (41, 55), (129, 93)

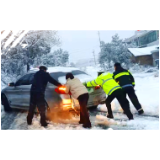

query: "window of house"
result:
(139, 31), (157, 46)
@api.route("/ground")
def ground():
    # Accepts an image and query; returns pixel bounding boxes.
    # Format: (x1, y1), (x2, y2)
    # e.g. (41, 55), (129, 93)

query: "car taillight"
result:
(62, 99), (72, 108)
(95, 85), (101, 90)
(55, 86), (66, 94)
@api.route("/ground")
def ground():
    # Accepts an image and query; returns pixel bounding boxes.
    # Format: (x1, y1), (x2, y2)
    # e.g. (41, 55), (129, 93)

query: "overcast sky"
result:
(53, 30), (135, 63)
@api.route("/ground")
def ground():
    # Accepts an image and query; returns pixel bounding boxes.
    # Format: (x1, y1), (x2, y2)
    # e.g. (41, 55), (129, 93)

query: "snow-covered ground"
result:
(1, 67), (159, 130)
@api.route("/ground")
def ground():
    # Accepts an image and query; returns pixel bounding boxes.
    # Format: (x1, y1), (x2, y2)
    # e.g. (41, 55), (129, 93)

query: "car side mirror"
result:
(8, 82), (15, 87)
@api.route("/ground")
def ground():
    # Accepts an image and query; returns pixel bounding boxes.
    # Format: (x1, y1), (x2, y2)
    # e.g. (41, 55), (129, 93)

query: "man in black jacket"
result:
(27, 66), (62, 127)
(113, 63), (144, 115)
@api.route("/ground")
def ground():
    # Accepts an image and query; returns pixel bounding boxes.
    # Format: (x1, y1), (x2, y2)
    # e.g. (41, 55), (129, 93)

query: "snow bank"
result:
(134, 72), (159, 116)
(95, 113), (159, 130)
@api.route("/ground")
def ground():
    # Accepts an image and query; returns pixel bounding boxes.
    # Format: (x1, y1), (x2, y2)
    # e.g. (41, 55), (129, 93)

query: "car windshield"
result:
(50, 70), (93, 84)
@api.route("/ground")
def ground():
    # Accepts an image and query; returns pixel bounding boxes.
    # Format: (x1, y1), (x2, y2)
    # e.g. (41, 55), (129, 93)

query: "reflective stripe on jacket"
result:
(87, 72), (121, 95)
(113, 69), (135, 87)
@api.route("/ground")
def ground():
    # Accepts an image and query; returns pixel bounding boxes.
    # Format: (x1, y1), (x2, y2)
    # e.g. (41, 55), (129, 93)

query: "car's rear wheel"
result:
(1, 94), (12, 112)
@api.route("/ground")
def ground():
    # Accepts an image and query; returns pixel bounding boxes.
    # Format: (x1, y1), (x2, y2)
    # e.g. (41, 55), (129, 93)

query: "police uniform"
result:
(113, 67), (144, 114)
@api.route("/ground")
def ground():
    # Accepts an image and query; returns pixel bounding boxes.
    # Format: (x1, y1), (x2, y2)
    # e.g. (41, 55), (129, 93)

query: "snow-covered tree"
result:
(70, 62), (76, 67)
(1, 30), (61, 79)
(99, 34), (132, 70)
(40, 48), (69, 67)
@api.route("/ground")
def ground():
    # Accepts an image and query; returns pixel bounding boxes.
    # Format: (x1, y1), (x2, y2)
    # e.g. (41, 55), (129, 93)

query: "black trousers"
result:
(78, 93), (91, 127)
(106, 89), (133, 120)
(122, 87), (142, 111)
(27, 92), (47, 126)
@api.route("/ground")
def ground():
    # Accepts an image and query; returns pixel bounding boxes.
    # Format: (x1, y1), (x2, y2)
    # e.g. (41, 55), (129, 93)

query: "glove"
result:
(83, 82), (87, 87)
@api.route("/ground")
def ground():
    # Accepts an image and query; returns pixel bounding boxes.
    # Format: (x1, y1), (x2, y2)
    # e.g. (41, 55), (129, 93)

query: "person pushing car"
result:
(65, 73), (91, 128)
(27, 66), (62, 127)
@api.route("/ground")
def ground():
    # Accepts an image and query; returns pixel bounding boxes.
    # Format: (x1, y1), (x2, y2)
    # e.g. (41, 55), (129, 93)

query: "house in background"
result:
(128, 45), (159, 66)
(124, 30), (159, 48)
(124, 30), (159, 67)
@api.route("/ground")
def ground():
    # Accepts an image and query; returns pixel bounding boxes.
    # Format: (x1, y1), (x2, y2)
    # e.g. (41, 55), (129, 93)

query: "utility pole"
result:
(93, 50), (96, 66)
(98, 31), (102, 51)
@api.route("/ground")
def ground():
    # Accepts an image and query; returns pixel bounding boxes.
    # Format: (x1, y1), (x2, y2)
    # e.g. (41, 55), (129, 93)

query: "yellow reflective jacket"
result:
(87, 72), (121, 95)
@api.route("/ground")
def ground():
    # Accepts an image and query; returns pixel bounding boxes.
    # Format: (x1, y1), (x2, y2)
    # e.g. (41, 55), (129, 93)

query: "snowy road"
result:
(1, 70), (159, 130)
(1, 108), (159, 130)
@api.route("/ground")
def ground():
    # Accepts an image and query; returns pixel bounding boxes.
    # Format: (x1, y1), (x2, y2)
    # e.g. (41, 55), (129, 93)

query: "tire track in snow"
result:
(1, 111), (19, 130)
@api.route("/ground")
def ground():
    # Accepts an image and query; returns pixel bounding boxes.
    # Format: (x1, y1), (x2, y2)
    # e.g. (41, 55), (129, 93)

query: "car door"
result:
(16, 73), (35, 108)
(5, 74), (32, 107)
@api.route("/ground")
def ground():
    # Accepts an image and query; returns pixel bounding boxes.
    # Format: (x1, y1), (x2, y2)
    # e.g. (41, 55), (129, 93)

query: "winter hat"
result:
(66, 73), (74, 80)
(39, 66), (48, 71)
(114, 62), (121, 67)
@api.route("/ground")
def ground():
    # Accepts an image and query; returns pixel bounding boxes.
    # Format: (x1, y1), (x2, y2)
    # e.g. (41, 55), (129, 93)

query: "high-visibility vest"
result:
(87, 72), (121, 95)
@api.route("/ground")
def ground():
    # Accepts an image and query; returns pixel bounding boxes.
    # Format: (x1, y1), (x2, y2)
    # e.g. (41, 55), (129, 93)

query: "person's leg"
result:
(36, 93), (47, 126)
(127, 87), (144, 114)
(78, 93), (91, 128)
(27, 92), (37, 125)
(79, 107), (84, 124)
(105, 94), (115, 118)
(122, 88), (130, 113)
(115, 89), (133, 120)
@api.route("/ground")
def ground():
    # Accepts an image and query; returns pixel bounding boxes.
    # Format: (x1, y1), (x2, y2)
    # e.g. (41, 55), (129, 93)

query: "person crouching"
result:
(65, 73), (91, 128)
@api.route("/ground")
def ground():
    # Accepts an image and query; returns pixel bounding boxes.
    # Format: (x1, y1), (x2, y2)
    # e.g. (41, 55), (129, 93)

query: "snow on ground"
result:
(8, 112), (103, 130)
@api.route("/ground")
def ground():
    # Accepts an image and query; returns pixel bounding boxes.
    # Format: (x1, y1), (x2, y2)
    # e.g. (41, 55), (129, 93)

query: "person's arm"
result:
(47, 73), (62, 87)
(65, 84), (70, 94)
(86, 77), (101, 87)
(113, 72), (119, 83)
(128, 70), (135, 86)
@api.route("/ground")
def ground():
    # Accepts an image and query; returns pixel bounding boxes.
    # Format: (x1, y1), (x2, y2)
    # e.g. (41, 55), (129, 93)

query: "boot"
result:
(129, 117), (134, 120)
(107, 114), (114, 119)
(40, 112), (48, 127)
(83, 123), (92, 128)
(124, 109), (134, 120)
(79, 120), (84, 124)
(27, 113), (33, 125)
(138, 109), (144, 115)
(41, 122), (49, 127)
(27, 117), (32, 125)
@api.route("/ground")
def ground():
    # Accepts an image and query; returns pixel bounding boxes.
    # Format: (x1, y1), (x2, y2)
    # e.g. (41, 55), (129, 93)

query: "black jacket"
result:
(31, 70), (62, 93)
(113, 67), (135, 88)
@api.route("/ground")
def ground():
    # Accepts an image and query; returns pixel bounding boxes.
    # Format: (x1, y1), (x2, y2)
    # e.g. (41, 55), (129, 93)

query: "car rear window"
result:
(50, 70), (89, 82)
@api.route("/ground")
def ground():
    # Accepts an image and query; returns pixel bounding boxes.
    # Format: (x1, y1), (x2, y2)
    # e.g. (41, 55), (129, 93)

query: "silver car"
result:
(1, 67), (106, 112)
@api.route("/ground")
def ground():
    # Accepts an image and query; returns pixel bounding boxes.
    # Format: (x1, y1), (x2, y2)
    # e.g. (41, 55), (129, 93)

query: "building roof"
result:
(124, 30), (154, 43)
(128, 45), (159, 57)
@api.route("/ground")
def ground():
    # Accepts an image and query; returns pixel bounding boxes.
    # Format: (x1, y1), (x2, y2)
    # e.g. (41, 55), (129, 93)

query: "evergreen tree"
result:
(99, 34), (131, 70)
